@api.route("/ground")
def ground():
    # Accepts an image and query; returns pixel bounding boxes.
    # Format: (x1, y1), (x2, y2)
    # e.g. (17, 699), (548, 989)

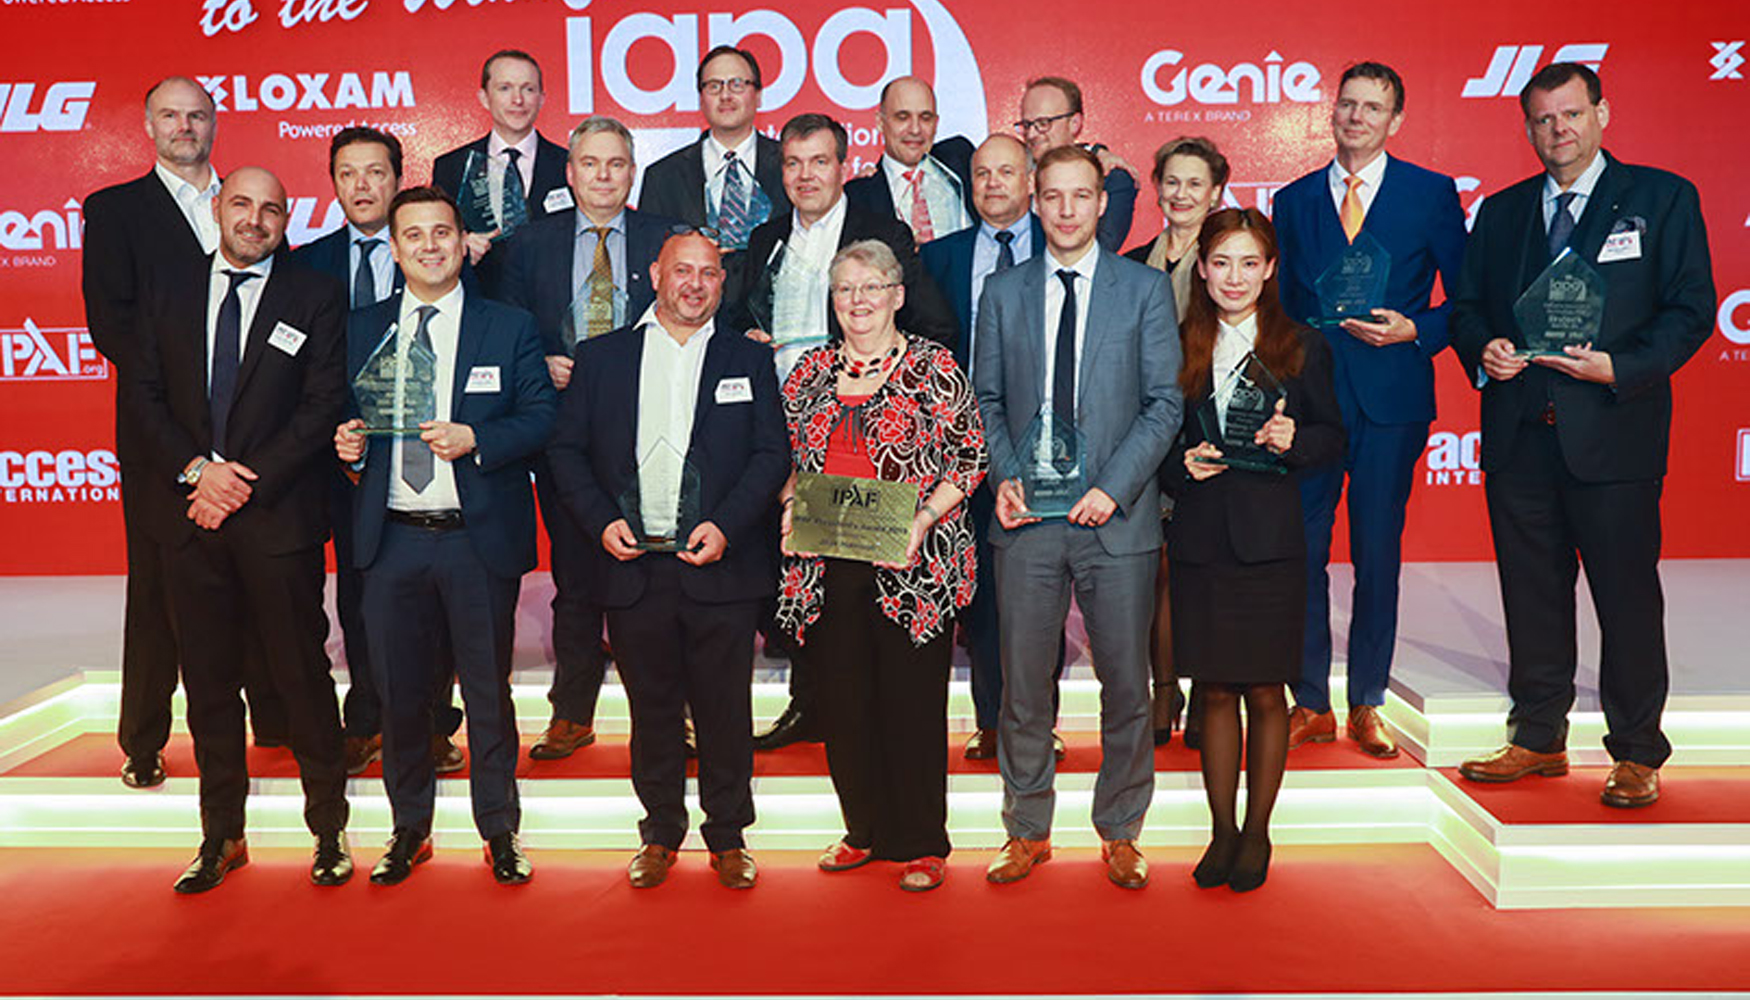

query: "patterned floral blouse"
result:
(776, 336), (988, 646)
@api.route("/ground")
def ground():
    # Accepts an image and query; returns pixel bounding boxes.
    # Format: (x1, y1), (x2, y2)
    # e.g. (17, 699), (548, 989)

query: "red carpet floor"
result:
(1, 845), (1748, 995)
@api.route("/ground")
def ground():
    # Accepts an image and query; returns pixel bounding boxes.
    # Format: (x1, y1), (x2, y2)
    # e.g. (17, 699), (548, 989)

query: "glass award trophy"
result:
(1309, 232), (1392, 326)
(1512, 248), (1606, 359)
(788, 471), (921, 564)
(457, 149), (529, 240)
(617, 438), (702, 552)
(351, 323), (437, 436)
(1196, 352), (1288, 475)
(1013, 409), (1087, 519)
(561, 284), (631, 348)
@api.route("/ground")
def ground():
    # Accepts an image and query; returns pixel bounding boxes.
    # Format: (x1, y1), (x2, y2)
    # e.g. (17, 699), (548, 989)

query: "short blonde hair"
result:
(830, 239), (902, 286)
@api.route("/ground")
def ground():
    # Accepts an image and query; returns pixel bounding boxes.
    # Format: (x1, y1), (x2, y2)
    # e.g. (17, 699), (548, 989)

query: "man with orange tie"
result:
(845, 76), (975, 244)
(1272, 62), (1467, 758)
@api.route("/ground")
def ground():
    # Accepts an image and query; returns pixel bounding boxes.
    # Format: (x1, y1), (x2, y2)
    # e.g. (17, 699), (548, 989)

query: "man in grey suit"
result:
(974, 144), (1182, 890)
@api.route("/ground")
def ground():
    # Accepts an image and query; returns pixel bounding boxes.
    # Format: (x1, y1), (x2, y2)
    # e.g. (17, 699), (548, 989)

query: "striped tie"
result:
(400, 305), (437, 493)
(716, 151), (752, 249)
(906, 168), (935, 242)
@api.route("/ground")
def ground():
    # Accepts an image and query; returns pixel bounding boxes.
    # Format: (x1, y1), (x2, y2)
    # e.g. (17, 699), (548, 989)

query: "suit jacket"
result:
(920, 214), (1047, 370)
(345, 295), (558, 579)
(494, 207), (676, 358)
(1097, 164), (1139, 254)
(120, 257), (348, 554)
(637, 132), (790, 230)
(431, 132), (570, 224)
(973, 247), (1184, 555)
(723, 200), (958, 347)
(843, 138), (977, 230)
(1163, 329), (1346, 565)
(1450, 151), (1715, 482)
(1274, 155), (1468, 426)
(289, 224), (406, 305)
(547, 321), (790, 608)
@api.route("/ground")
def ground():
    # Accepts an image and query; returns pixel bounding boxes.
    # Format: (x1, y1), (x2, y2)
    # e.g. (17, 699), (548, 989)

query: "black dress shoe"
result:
(485, 831), (533, 885)
(1228, 835), (1272, 893)
(1192, 828), (1239, 889)
(121, 753), (166, 789)
(310, 831), (353, 887)
(752, 703), (819, 751)
(369, 828), (432, 886)
(253, 733), (289, 749)
(173, 837), (248, 894)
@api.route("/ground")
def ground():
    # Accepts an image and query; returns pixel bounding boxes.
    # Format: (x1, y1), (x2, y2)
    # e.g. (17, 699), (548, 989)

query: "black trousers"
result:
(810, 559), (952, 861)
(161, 534), (347, 840)
(363, 522), (521, 839)
(535, 459), (609, 725)
(1484, 420), (1671, 767)
(605, 558), (757, 852)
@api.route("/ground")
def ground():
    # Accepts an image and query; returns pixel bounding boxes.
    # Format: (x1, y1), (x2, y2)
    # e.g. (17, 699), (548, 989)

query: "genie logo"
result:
(0, 199), (82, 252)
(1140, 50), (1321, 107)
(0, 82), (95, 133)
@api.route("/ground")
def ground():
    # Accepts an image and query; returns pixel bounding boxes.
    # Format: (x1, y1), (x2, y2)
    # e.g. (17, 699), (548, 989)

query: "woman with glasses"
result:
(775, 240), (987, 892)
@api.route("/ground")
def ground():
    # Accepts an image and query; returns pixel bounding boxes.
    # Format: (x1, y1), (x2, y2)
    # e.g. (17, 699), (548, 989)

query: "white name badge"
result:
(543, 187), (575, 213)
(1598, 230), (1642, 263)
(465, 365), (502, 393)
(268, 322), (307, 356)
(715, 376), (753, 404)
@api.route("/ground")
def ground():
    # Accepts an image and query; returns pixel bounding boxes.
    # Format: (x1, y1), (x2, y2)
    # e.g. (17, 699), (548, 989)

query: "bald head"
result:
(144, 76), (216, 171)
(971, 133), (1033, 229)
(212, 167), (288, 267)
(651, 232), (726, 336)
(876, 75), (939, 168)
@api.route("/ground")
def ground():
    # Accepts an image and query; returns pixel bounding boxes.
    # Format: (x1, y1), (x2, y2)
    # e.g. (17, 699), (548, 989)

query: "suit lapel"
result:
(1015, 257), (1045, 421)
(688, 330), (731, 453)
(452, 295), (487, 411)
(143, 172), (207, 261)
(684, 140), (710, 221)
(231, 263), (290, 404)
(1569, 153), (1627, 268)
(1076, 251), (1117, 419)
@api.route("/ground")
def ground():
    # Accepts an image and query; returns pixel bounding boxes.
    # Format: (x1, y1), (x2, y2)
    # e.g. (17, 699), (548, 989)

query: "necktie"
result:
(502, 147), (526, 200)
(1054, 269), (1077, 425)
(717, 151), (750, 249)
(209, 269), (258, 460)
(400, 305), (437, 493)
(994, 229), (1016, 271)
(1547, 191), (1578, 259)
(586, 226), (615, 341)
(906, 168), (935, 243)
(352, 237), (381, 310)
(1340, 174), (1365, 243)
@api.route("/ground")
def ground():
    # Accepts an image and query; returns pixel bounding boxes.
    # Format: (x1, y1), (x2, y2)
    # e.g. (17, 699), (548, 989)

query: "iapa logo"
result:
(0, 82), (96, 133)
(1711, 42), (1746, 81)
(0, 320), (107, 381)
(0, 448), (120, 504)
(1461, 44), (1608, 98)
(198, 71), (415, 113)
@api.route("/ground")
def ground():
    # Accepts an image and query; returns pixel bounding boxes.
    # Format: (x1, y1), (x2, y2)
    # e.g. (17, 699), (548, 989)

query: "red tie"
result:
(906, 169), (935, 243)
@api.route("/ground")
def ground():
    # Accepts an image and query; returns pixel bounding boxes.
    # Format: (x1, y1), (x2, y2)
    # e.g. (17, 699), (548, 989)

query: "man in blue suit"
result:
(845, 76), (976, 243)
(1273, 62), (1467, 758)
(548, 230), (788, 889)
(334, 186), (557, 886)
(496, 115), (678, 761)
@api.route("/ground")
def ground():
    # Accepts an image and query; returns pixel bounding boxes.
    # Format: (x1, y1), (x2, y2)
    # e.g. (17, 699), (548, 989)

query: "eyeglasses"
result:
(700, 78), (755, 96)
(1012, 110), (1075, 135)
(830, 281), (899, 300)
(667, 224), (721, 243)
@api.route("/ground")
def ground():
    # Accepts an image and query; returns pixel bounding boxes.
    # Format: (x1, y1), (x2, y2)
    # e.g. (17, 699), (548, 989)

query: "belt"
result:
(387, 509), (464, 531)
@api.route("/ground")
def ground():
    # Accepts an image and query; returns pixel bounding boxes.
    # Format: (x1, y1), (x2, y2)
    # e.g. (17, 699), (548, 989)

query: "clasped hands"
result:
(185, 460), (254, 531)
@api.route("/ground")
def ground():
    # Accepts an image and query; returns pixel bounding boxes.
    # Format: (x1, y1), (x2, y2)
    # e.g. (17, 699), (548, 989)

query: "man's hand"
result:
(1533, 343), (1615, 385)
(1481, 337), (1529, 382)
(602, 519), (644, 561)
(1067, 486), (1117, 527)
(335, 418), (366, 464)
(1254, 397), (1295, 454)
(677, 521), (728, 566)
(193, 460), (255, 513)
(995, 478), (1038, 530)
(1185, 441), (1226, 481)
(853, 161), (879, 180)
(744, 328), (773, 345)
(545, 355), (574, 390)
(419, 421), (476, 462)
(1093, 146), (1135, 177)
(464, 231), (495, 266)
(1340, 308), (1418, 347)
(186, 496), (230, 531)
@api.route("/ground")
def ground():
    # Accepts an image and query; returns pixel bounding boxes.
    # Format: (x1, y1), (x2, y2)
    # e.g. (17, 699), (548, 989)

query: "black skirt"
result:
(1169, 556), (1304, 686)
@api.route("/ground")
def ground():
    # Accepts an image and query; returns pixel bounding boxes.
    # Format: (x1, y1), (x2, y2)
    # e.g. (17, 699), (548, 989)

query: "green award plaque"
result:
(1196, 351), (1288, 475)
(1513, 248), (1606, 359)
(351, 323), (437, 436)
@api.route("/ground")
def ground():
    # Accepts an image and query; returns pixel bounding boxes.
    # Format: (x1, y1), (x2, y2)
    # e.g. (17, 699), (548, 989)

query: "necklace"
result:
(835, 340), (902, 380)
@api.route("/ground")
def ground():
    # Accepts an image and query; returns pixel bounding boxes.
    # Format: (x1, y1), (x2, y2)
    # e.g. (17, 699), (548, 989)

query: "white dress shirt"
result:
(634, 305), (715, 538)
(1541, 149), (1607, 231)
(771, 195), (847, 379)
(388, 284), (464, 512)
(347, 222), (395, 304)
(970, 216), (1035, 350)
(1212, 314), (1259, 434)
(703, 130), (759, 219)
(879, 154), (971, 239)
(1327, 152), (1390, 223)
(1039, 244), (1098, 418)
(156, 160), (221, 255)
(203, 251), (273, 460)
(486, 129), (540, 228)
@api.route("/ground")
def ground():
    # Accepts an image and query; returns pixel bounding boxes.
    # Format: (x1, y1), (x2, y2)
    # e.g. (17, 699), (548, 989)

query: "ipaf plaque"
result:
(788, 471), (921, 564)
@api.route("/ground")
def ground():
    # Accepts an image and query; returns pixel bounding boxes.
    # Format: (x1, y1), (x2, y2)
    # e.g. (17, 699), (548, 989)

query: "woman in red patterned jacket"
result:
(775, 239), (987, 892)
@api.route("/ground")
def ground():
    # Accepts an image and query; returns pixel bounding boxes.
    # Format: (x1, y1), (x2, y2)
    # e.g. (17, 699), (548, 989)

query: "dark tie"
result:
(209, 269), (258, 459)
(502, 147), (526, 201)
(352, 237), (381, 310)
(994, 229), (1016, 271)
(1054, 269), (1077, 425)
(1547, 191), (1578, 259)
(400, 305), (438, 493)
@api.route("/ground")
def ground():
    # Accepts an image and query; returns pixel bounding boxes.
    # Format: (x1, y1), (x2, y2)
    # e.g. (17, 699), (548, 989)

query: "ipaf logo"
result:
(0, 199), (82, 253)
(0, 447), (120, 504)
(1461, 44), (1608, 98)
(1424, 429), (1482, 487)
(0, 82), (95, 133)
(0, 320), (106, 381)
(198, 71), (415, 113)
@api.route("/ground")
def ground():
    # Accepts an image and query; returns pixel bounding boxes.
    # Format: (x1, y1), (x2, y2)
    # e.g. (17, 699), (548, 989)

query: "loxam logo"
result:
(0, 448), (120, 504)
(1712, 42), (1746, 81)
(0, 199), (82, 252)
(1461, 44), (1608, 99)
(198, 71), (415, 113)
(0, 82), (95, 133)
(1424, 430), (1482, 487)
(0, 320), (106, 382)
(1141, 50), (1321, 108)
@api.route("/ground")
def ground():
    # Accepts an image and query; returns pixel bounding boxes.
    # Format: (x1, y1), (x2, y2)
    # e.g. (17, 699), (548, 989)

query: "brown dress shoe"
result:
(343, 735), (382, 776)
(1288, 706), (1336, 750)
(986, 836), (1051, 884)
(963, 728), (997, 760)
(529, 718), (596, 761)
(1601, 760), (1660, 808)
(710, 848), (758, 889)
(1102, 839), (1149, 889)
(627, 844), (678, 888)
(431, 735), (465, 774)
(1345, 705), (1400, 759)
(1458, 743), (1569, 783)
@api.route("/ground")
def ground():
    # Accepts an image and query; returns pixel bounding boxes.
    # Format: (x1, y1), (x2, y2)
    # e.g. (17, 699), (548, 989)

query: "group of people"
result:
(81, 44), (1715, 898)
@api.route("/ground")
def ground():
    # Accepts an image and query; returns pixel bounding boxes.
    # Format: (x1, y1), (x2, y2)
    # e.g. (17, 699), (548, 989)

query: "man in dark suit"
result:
(921, 133), (1043, 759)
(845, 76), (976, 243)
(497, 115), (676, 761)
(82, 75), (285, 790)
(1014, 76), (1138, 253)
(120, 166), (351, 893)
(976, 146), (1182, 888)
(335, 186), (556, 884)
(1272, 62), (1468, 759)
(1451, 63), (1714, 807)
(638, 45), (789, 252)
(548, 231), (788, 889)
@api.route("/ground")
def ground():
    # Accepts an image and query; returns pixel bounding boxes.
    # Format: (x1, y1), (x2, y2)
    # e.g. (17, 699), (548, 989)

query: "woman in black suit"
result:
(1165, 208), (1344, 892)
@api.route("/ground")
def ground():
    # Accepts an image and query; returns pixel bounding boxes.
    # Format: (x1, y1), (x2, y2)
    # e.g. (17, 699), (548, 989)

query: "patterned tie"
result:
(585, 226), (616, 341)
(716, 151), (751, 249)
(1547, 191), (1578, 259)
(994, 229), (1016, 271)
(906, 168), (935, 242)
(400, 305), (438, 493)
(210, 269), (258, 459)
(352, 238), (381, 310)
(502, 147), (526, 201)
(1054, 269), (1077, 426)
(1340, 174), (1365, 243)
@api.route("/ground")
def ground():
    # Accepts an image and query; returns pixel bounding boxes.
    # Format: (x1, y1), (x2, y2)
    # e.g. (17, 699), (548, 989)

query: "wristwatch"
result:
(178, 457), (210, 486)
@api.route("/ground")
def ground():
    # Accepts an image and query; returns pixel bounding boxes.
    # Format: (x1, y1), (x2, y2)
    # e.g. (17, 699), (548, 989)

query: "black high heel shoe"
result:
(1152, 683), (1187, 746)
(1192, 829), (1240, 888)
(1228, 835), (1272, 893)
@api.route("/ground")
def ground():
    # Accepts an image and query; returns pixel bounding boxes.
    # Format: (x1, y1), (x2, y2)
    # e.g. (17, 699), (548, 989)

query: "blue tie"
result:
(353, 237), (381, 309)
(716, 151), (751, 249)
(210, 269), (258, 459)
(994, 229), (1016, 271)
(1547, 191), (1578, 259)
(400, 305), (438, 493)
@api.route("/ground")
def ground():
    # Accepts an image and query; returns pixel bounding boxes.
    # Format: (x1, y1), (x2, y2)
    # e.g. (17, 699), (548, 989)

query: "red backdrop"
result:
(3, 0), (1745, 573)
